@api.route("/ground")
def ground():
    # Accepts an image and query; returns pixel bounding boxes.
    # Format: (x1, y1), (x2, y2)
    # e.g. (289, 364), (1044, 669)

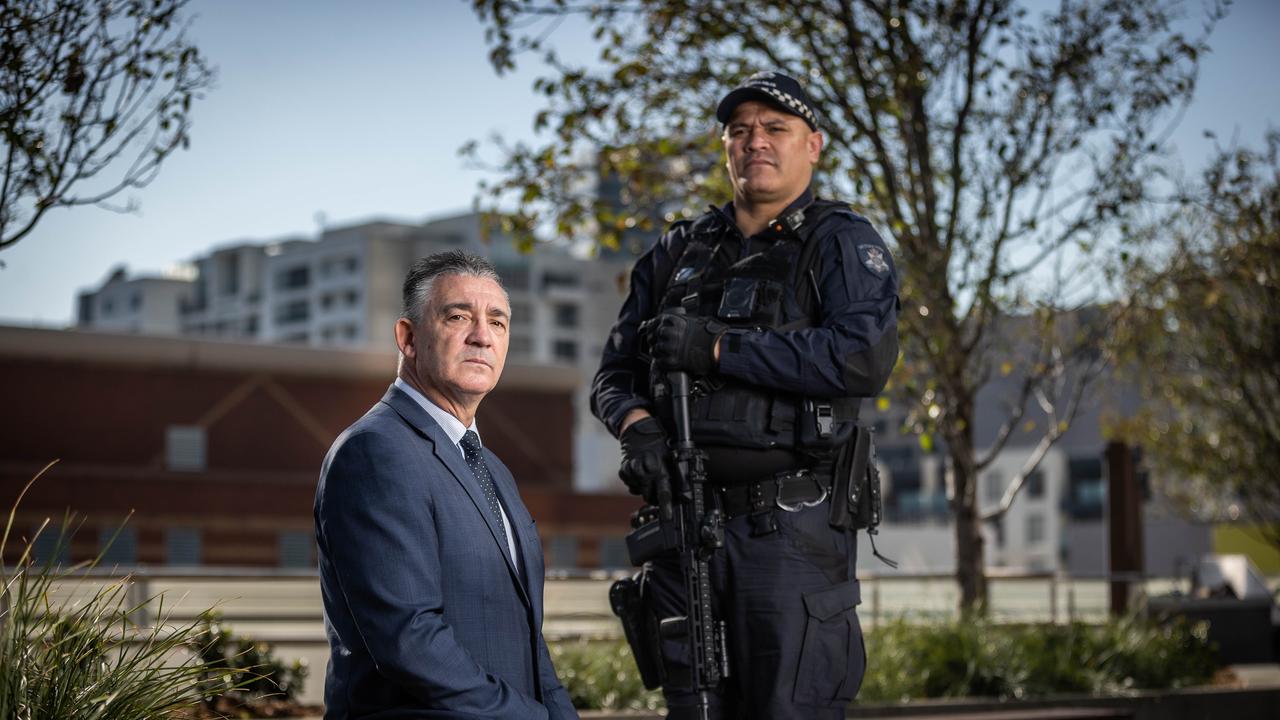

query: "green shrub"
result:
(548, 639), (663, 711)
(549, 612), (1217, 710)
(188, 611), (309, 709)
(0, 467), (222, 719)
(858, 614), (1218, 703)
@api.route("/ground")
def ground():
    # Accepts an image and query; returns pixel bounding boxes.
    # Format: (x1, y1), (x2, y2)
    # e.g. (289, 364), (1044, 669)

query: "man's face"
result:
(723, 100), (822, 206)
(405, 274), (509, 407)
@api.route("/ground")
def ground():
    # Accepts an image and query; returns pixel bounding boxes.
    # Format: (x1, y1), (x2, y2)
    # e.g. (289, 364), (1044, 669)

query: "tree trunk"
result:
(949, 402), (987, 613)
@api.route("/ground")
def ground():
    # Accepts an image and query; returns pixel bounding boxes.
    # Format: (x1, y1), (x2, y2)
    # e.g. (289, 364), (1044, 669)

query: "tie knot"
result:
(460, 430), (482, 458)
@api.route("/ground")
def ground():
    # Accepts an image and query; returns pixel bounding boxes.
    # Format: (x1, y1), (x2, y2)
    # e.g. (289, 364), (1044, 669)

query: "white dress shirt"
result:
(394, 378), (519, 570)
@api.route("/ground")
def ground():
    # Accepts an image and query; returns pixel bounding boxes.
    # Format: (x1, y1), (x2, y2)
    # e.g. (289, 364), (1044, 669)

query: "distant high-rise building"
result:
(73, 211), (635, 492)
(76, 266), (194, 336)
(180, 241), (283, 341)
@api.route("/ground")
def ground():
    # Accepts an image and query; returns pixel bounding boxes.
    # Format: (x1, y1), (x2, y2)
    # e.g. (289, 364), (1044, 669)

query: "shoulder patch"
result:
(857, 244), (892, 277)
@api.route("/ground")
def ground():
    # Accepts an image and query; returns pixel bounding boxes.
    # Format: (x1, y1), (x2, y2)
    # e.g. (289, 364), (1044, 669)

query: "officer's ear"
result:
(807, 130), (824, 164)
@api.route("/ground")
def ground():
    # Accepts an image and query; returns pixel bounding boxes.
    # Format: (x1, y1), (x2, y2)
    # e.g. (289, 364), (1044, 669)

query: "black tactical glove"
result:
(645, 312), (727, 375)
(618, 415), (669, 503)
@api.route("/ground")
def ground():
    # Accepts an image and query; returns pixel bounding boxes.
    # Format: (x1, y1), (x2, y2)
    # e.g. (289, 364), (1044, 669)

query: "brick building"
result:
(0, 325), (636, 570)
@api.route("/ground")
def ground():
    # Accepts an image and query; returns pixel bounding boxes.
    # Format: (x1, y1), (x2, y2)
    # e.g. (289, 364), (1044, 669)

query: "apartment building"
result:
(75, 266), (194, 335)
(863, 366), (1212, 577)
(75, 211), (634, 492)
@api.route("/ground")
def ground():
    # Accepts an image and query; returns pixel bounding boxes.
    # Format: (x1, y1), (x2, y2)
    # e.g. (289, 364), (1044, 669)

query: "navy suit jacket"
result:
(315, 385), (577, 719)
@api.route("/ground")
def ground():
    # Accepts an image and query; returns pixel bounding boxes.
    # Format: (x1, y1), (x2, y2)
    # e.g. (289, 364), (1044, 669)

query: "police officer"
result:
(591, 71), (900, 719)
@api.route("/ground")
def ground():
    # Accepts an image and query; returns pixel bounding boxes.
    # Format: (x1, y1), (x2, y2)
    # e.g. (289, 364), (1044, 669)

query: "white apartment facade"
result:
(76, 266), (194, 336)
(76, 211), (633, 492)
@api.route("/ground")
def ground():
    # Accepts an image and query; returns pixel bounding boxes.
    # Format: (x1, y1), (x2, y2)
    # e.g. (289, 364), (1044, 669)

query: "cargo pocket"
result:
(793, 578), (866, 707)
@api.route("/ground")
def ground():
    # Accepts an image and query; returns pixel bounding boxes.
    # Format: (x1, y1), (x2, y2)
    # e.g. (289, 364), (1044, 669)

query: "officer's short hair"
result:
(401, 250), (506, 324)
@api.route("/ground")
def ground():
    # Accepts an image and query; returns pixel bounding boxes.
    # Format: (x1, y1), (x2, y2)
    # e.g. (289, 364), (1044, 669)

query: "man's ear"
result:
(808, 130), (824, 164)
(394, 317), (417, 360)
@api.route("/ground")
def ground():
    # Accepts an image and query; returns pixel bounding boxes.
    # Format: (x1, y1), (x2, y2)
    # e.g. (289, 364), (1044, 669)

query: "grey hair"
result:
(401, 250), (505, 324)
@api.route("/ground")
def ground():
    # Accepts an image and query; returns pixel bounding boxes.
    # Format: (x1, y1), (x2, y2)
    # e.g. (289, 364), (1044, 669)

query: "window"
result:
(1067, 456), (1105, 519)
(77, 294), (94, 324)
(275, 265), (310, 290)
(543, 271), (579, 290)
(345, 289), (359, 307)
(552, 340), (577, 363)
(546, 536), (579, 570)
(554, 303), (579, 328)
(345, 256), (360, 273)
(1026, 513), (1045, 544)
(985, 472), (1003, 502)
(275, 299), (310, 324)
(166, 426), (206, 471)
(99, 526), (137, 567)
(509, 302), (530, 321)
(878, 445), (916, 474)
(31, 526), (69, 566)
(278, 531), (314, 568)
(221, 254), (240, 295)
(496, 265), (529, 290)
(598, 536), (629, 569)
(509, 335), (532, 355)
(103, 298), (114, 315)
(320, 294), (335, 310)
(1026, 470), (1044, 499)
(130, 292), (142, 311)
(166, 528), (201, 566)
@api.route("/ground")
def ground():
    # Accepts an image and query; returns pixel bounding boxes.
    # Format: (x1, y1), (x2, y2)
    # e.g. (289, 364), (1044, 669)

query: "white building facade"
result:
(77, 211), (632, 492)
(76, 266), (194, 336)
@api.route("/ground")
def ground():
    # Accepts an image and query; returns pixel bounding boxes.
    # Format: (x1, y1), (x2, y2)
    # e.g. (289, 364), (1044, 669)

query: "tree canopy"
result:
(471, 0), (1222, 609)
(0, 0), (213, 251)
(1112, 132), (1280, 550)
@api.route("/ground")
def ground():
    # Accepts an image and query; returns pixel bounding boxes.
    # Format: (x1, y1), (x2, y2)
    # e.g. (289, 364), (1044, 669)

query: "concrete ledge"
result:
(255, 683), (1280, 720)
(846, 685), (1280, 720)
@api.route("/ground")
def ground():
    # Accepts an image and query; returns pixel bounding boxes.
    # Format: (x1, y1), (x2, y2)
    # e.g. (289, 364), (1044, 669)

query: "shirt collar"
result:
(721, 186), (815, 237)
(394, 377), (478, 450)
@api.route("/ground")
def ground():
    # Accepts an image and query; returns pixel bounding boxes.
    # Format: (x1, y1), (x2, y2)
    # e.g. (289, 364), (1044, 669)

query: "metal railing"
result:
(16, 566), (1199, 644)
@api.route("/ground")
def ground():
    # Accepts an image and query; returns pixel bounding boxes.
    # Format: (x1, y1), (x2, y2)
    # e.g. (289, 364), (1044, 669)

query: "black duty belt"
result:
(717, 470), (830, 519)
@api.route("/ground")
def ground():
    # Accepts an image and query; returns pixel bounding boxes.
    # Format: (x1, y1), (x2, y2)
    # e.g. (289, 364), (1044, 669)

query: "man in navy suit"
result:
(315, 250), (578, 719)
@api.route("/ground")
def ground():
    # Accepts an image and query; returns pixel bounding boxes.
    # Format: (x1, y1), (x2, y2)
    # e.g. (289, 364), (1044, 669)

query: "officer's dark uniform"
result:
(591, 170), (900, 718)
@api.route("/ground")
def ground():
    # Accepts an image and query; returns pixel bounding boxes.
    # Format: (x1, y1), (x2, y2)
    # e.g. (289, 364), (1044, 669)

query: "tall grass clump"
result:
(0, 462), (226, 719)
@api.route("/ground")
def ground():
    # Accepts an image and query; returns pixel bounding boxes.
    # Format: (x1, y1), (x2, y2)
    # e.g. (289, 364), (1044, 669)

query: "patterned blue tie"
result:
(459, 430), (510, 549)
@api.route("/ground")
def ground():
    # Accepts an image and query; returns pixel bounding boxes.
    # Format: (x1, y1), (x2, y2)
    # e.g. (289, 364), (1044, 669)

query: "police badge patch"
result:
(858, 244), (892, 277)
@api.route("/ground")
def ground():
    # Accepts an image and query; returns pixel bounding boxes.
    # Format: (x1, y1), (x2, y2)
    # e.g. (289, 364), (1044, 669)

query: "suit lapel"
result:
(380, 385), (531, 609)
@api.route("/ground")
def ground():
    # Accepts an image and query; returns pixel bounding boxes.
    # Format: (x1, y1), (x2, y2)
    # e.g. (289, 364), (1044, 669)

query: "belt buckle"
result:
(774, 470), (828, 513)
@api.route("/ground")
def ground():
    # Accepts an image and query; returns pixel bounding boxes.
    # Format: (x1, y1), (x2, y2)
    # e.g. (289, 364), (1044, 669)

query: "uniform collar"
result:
(719, 187), (816, 238)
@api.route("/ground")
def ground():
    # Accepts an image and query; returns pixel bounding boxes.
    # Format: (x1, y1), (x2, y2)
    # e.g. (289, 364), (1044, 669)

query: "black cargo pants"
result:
(647, 500), (866, 719)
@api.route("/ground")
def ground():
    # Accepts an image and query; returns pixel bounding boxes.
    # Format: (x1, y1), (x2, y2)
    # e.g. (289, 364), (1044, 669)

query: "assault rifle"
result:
(610, 329), (729, 719)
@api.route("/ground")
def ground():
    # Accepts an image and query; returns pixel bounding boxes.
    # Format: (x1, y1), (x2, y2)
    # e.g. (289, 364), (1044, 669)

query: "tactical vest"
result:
(651, 200), (862, 454)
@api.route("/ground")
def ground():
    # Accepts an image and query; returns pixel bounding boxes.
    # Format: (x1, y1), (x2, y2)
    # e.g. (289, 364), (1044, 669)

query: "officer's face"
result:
(397, 273), (510, 413)
(723, 101), (822, 207)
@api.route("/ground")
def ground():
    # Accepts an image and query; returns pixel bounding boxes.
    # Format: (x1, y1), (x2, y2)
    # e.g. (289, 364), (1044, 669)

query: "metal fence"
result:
(24, 566), (1199, 645)
(14, 566), (1223, 707)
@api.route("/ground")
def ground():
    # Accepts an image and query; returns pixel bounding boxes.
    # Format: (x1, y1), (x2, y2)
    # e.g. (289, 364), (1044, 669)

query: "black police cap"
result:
(716, 71), (820, 131)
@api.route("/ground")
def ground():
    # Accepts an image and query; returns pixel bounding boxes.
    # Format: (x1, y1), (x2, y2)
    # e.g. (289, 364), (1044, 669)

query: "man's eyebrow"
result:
(438, 302), (509, 318)
(438, 302), (474, 315)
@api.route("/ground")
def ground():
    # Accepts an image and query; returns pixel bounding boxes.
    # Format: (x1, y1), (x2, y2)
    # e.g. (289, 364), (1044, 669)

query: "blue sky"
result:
(0, 0), (1276, 326)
